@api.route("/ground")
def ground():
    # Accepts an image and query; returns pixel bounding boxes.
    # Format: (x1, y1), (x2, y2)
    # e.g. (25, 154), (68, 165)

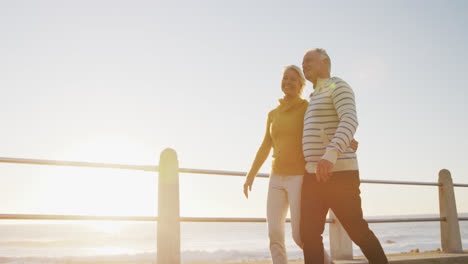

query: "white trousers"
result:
(267, 174), (332, 264)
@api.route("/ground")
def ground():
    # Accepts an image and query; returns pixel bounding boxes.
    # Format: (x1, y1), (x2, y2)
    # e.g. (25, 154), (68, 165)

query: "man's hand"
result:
(316, 159), (334, 182)
(350, 139), (359, 152)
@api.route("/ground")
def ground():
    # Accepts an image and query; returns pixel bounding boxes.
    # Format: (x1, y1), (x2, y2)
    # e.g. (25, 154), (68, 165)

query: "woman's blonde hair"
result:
(283, 65), (306, 97)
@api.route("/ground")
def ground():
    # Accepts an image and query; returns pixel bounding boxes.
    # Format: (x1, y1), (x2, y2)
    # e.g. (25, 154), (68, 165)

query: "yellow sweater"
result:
(247, 96), (308, 178)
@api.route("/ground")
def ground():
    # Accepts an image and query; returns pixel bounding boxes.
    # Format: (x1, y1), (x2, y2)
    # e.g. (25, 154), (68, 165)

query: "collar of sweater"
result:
(278, 96), (303, 112)
(314, 77), (332, 94)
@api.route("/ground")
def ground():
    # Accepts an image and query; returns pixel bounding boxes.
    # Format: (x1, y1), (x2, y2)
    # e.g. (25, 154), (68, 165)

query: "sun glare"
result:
(88, 221), (128, 233)
(45, 137), (157, 218)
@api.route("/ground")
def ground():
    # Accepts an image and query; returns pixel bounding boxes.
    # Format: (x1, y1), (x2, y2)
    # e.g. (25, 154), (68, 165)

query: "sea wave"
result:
(0, 250), (275, 264)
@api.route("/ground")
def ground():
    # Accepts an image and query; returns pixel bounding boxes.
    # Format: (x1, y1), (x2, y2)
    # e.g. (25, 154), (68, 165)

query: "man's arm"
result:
(322, 81), (359, 164)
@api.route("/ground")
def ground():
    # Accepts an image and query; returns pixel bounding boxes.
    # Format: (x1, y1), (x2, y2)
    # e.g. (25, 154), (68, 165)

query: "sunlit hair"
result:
(305, 48), (331, 73)
(283, 65), (306, 96)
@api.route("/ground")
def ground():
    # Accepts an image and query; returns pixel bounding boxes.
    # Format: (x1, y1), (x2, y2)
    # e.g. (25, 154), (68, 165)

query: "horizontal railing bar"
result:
(0, 157), (157, 172)
(0, 214), (332, 223)
(179, 168), (270, 178)
(360, 179), (441, 186)
(365, 217), (446, 223)
(179, 217), (333, 223)
(0, 214), (158, 221)
(182, 217), (449, 223)
(182, 217), (269, 222)
(1, 157), (467, 187)
(180, 169), (442, 186)
(1, 214), (463, 223)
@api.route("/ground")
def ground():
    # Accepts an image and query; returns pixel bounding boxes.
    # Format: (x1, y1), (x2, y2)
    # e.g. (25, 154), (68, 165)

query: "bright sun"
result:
(46, 136), (157, 220)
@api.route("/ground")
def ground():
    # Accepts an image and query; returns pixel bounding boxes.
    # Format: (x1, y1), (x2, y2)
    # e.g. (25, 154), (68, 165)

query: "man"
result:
(300, 48), (388, 264)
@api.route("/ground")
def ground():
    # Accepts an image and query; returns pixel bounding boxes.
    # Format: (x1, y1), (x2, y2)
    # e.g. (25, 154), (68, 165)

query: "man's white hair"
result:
(305, 48), (331, 73)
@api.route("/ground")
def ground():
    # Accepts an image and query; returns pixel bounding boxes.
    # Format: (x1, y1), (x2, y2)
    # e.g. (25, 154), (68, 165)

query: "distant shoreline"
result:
(2, 251), (468, 264)
(9, 250), (462, 264)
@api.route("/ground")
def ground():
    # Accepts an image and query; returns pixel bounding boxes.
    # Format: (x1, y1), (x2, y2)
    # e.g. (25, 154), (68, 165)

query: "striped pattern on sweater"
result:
(302, 77), (359, 173)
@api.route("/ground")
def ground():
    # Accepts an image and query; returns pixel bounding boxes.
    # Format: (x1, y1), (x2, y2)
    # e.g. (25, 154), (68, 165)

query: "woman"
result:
(243, 65), (358, 264)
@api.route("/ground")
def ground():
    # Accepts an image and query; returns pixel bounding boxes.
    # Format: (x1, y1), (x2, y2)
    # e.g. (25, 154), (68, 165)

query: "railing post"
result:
(329, 210), (353, 260)
(157, 148), (181, 264)
(438, 169), (463, 253)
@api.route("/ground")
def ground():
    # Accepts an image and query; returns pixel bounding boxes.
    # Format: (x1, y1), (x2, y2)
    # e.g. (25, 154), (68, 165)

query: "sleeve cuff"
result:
(322, 148), (339, 164)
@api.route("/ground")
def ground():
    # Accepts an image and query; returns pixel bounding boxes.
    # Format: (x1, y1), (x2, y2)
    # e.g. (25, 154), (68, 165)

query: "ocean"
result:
(0, 214), (467, 263)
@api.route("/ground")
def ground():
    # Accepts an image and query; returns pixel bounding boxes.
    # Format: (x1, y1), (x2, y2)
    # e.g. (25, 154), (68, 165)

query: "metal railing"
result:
(0, 151), (467, 263)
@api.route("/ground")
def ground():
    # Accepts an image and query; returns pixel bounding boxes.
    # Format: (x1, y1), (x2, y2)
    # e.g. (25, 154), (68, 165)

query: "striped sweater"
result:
(302, 77), (359, 173)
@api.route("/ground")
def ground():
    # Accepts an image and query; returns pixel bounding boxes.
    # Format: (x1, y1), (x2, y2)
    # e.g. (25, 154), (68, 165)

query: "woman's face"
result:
(281, 68), (302, 97)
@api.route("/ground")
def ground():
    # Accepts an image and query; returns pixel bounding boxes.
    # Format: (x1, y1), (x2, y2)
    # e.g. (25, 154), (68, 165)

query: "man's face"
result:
(302, 51), (323, 83)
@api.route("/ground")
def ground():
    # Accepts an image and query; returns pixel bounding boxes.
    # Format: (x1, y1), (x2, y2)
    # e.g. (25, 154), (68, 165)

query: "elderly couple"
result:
(243, 49), (389, 264)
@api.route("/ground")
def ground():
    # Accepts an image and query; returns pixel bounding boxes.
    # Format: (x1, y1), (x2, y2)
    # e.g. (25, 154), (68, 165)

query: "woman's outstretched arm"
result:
(244, 114), (273, 198)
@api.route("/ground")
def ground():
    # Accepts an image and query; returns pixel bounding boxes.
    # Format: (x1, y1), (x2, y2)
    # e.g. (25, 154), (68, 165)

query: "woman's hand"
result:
(350, 139), (359, 152)
(243, 176), (254, 199)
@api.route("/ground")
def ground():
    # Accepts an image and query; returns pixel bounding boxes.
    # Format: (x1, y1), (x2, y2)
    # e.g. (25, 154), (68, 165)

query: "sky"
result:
(0, 0), (467, 220)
